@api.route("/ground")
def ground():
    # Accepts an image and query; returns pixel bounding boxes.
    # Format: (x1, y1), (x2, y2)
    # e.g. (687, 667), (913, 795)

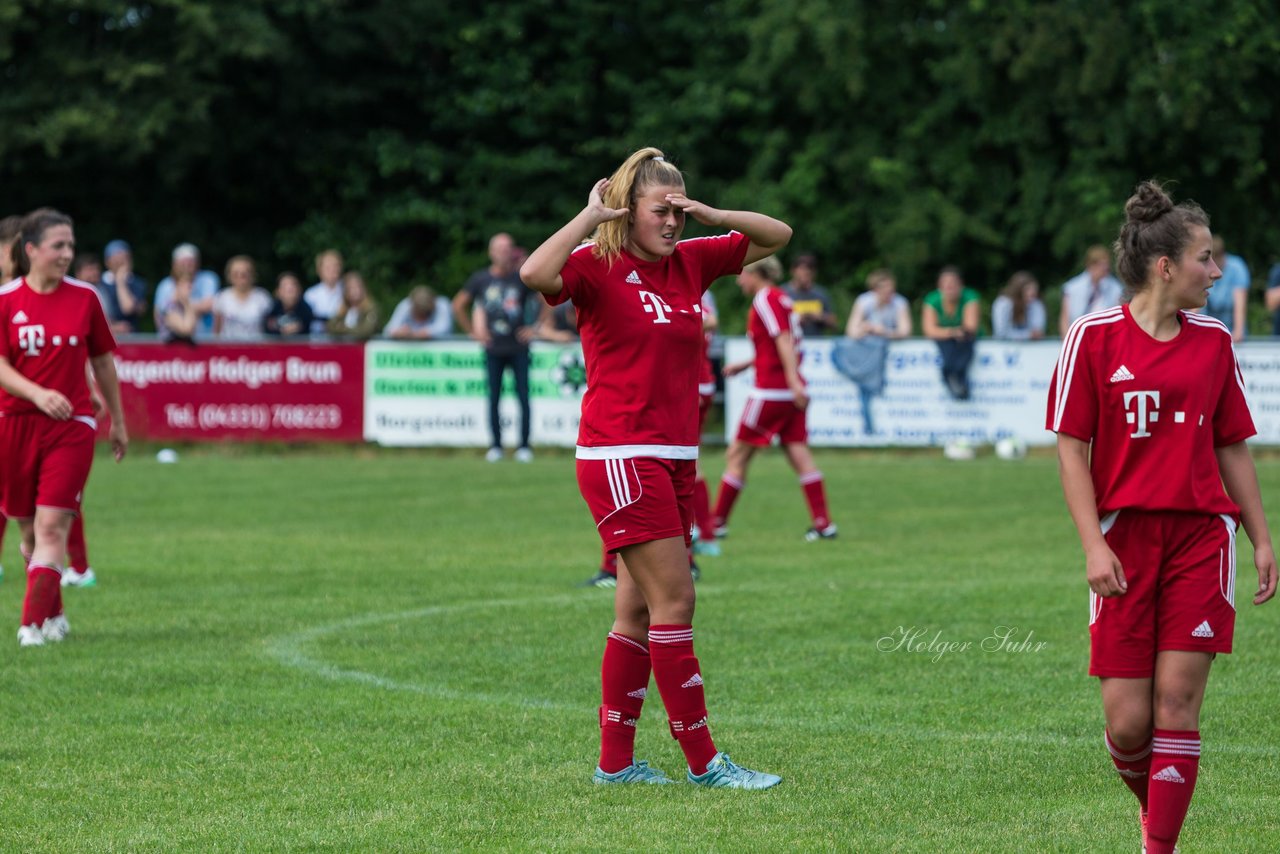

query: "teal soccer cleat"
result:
(687, 753), (782, 790)
(592, 760), (674, 785)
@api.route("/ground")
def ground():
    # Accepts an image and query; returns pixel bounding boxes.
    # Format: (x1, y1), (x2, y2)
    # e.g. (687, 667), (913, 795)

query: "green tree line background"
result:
(2, 0), (1278, 332)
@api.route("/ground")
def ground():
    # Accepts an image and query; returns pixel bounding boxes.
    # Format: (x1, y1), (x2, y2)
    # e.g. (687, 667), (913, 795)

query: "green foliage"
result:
(1, 0), (1277, 316)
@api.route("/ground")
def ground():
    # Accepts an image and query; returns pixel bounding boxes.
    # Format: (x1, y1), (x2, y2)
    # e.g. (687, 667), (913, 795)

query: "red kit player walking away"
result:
(713, 256), (836, 542)
(0, 209), (128, 647)
(1048, 182), (1276, 854)
(522, 147), (789, 788)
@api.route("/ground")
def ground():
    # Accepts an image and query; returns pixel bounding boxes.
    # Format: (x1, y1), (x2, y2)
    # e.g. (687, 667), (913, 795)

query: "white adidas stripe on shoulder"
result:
(569, 241), (596, 257)
(677, 230), (742, 245)
(64, 276), (100, 292)
(1183, 312), (1250, 401)
(753, 288), (782, 336)
(1183, 311), (1230, 334)
(0, 277), (22, 294)
(1052, 308), (1124, 431)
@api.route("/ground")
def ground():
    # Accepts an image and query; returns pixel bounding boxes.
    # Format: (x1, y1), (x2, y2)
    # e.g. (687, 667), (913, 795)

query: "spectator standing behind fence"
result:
(455, 232), (545, 463)
(98, 240), (148, 334)
(922, 266), (980, 401)
(1203, 236), (1250, 341)
(991, 271), (1047, 340)
(154, 243), (219, 339)
(304, 249), (345, 334)
(264, 272), (314, 337)
(782, 253), (837, 337)
(384, 285), (452, 339)
(325, 271), (381, 340)
(213, 256), (272, 341)
(1059, 245), (1124, 335)
(840, 268), (911, 435)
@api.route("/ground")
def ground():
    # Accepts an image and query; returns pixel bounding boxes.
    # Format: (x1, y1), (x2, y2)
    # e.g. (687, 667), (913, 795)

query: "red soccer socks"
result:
(22, 564), (60, 629)
(649, 624), (717, 775)
(1145, 729), (1200, 854)
(1105, 730), (1152, 811)
(799, 471), (830, 530)
(598, 632), (650, 773)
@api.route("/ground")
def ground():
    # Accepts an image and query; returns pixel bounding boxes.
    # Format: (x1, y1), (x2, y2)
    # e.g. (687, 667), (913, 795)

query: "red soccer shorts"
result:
(735, 392), (807, 446)
(577, 457), (696, 552)
(1089, 509), (1238, 678)
(0, 414), (96, 518)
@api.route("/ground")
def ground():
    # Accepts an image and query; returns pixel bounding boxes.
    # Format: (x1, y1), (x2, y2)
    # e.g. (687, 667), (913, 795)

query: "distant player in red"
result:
(0, 209), (128, 646)
(0, 214), (20, 583)
(1048, 181), (1276, 853)
(712, 256), (836, 542)
(522, 147), (790, 788)
(690, 290), (722, 557)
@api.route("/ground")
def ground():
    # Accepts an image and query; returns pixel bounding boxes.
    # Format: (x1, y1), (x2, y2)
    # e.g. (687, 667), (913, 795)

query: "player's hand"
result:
(587, 179), (628, 224)
(1253, 543), (1277, 605)
(109, 422), (129, 462)
(1085, 544), (1127, 597)
(90, 393), (107, 420)
(791, 386), (810, 410)
(665, 193), (724, 227)
(722, 362), (747, 378)
(34, 388), (73, 420)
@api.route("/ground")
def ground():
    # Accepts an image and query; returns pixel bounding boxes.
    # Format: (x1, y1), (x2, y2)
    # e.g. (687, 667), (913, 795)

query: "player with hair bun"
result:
(1048, 180), (1276, 853)
(522, 147), (789, 788)
(0, 208), (127, 646)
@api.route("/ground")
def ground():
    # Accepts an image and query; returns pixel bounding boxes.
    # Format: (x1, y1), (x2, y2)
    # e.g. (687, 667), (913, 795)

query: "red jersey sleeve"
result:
(86, 292), (117, 357)
(686, 231), (751, 291)
(1213, 345), (1256, 446)
(1047, 326), (1098, 442)
(549, 243), (597, 308)
(753, 288), (791, 339)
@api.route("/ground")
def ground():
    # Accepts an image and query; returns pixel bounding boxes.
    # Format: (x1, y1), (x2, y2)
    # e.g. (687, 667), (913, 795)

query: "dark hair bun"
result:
(1124, 180), (1175, 224)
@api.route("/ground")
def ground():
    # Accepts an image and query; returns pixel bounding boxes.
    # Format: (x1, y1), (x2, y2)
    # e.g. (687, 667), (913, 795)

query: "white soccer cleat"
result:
(41, 615), (70, 642)
(62, 567), (97, 587)
(485, 447), (504, 463)
(514, 447), (534, 463)
(17, 624), (45, 647)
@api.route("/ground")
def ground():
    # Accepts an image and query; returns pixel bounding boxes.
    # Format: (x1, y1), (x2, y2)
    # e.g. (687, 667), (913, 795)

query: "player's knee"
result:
(1152, 686), (1202, 728)
(1107, 718), (1153, 750)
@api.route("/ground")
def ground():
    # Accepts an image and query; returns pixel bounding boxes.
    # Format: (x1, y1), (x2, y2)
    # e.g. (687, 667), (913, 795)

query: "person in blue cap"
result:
(99, 239), (149, 334)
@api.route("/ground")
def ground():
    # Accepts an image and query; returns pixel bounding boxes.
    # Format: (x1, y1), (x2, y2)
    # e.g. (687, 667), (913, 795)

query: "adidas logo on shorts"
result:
(681, 673), (704, 688)
(1152, 765), (1185, 784)
(1191, 621), (1214, 638)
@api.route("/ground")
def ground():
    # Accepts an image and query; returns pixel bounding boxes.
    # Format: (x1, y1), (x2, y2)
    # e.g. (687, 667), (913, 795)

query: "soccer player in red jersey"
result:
(522, 147), (789, 788)
(713, 256), (836, 542)
(1048, 181), (1276, 853)
(0, 214), (20, 583)
(0, 209), (128, 646)
(690, 290), (722, 557)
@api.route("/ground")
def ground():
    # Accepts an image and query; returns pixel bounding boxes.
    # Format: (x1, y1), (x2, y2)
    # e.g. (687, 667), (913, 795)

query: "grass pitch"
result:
(2, 447), (1279, 852)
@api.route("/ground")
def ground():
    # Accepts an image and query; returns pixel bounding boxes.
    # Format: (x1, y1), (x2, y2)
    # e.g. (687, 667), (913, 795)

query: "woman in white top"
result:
(213, 256), (272, 340)
(991, 270), (1047, 340)
(841, 269), (910, 435)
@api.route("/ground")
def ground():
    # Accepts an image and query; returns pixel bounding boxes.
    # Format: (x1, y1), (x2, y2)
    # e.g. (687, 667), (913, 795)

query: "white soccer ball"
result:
(994, 438), (1027, 460)
(943, 439), (976, 461)
(156, 448), (179, 464)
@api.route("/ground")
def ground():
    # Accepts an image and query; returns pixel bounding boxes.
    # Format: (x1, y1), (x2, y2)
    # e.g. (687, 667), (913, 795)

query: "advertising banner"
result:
(111, 343), (365, 441)
(364, 341), (587, 446)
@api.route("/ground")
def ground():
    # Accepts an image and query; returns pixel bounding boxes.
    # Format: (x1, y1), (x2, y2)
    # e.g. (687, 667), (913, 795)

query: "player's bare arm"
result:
(90, 352), (128, 462)
(1058, 434), (1127, 597)
(1215, 440), (1277, 604)
(522, 179), (626, 296)
(665, 194), (791, 267)
(0, 357), (72, 420)
(775, 332), (809, 410)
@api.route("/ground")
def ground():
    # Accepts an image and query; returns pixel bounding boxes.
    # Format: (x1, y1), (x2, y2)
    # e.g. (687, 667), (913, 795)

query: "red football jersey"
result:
(550, 232), (750, 458)
(749, 285), (803, 393)
(0, 277), (117, 417)
(1047, 305), (1254, 515)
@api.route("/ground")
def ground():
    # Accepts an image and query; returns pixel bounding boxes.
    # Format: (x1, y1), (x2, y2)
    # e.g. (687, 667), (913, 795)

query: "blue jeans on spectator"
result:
(936, 337), (974, 401)
(485, 349), (531, 450)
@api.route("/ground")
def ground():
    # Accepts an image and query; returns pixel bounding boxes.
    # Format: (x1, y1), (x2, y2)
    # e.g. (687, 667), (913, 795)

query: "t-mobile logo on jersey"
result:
(17, 324), (45, 356)
(638, 290), (673, 324)
(1123, 390), (1160, 438)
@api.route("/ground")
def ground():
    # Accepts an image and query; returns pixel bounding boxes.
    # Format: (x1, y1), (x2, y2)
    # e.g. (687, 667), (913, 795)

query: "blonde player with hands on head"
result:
(1048, 180), (1276, 853)
(522, 147), (790, 788)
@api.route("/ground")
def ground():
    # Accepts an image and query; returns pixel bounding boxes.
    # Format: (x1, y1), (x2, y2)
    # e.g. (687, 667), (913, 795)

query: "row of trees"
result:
(2, 0), (1278, 331)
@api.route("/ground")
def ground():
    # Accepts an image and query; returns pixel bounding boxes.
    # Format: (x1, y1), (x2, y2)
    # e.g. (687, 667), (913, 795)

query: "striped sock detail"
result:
(1105, 731), (1153, 762)
(799, 470), (824, 486)
(607, 631), (648, 653)
(649, 627), (694, 645)
(1152, 736), (1201, 757)
(720, 474), (743, 491)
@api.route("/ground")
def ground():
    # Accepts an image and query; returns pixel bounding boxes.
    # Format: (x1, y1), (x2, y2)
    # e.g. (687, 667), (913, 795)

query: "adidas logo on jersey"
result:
(1110, 365), (1135, 383)
(1191, 621), (1214, 638)
(681, 673), (703, 688)
(1152, 765), (1185, 784)
(625, 270), (642, 285)
(12, 310), (29, 323)
(626, 688), (647, 700)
